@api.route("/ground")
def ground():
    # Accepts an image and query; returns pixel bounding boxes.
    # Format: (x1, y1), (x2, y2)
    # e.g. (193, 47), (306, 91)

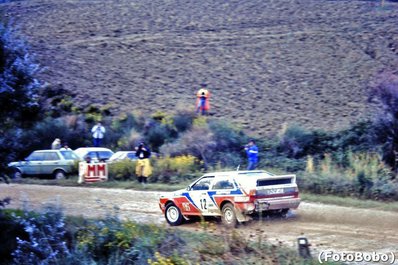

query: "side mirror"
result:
(186, 186), (191, 191)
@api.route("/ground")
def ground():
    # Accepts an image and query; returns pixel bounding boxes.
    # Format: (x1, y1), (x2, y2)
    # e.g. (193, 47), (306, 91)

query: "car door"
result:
(23, 151), (44, 175)
(187, 176), (218, 216)
(209, 178), (237, 209)
(41, 151), (61, 175)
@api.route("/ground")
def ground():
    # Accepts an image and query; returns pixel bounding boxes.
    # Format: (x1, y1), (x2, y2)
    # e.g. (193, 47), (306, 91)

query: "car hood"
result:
(159, 188), (187, 198)
(8, 161), (25, 167)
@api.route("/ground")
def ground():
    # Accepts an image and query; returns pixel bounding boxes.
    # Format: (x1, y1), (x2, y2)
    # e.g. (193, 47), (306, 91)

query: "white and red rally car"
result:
(159, 170), (301, 226)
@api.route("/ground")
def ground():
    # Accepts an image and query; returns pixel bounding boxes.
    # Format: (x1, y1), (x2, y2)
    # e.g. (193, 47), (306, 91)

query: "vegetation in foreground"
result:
(0, 202), (334, 265)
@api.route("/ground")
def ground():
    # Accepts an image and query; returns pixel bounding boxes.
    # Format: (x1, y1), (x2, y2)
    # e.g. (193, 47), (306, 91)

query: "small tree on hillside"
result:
(369, 70), (398, 173)
(160, 125), (216, 169)
(0, 23), (42, 176)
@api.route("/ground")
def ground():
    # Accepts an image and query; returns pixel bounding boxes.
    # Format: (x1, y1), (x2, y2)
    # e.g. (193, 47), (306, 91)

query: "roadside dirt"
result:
(1, 183), (397, 263)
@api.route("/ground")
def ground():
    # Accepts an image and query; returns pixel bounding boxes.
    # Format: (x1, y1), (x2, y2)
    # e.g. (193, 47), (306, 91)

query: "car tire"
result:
(12, 169), (22, 180)
(280, 208), (289, 218)
(165, 203), (183, 226)
(221, 203), (237, 228)
(54, 169), (66, 180)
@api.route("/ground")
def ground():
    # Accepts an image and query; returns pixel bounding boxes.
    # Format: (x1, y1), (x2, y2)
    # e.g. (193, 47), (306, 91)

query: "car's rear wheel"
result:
(280, 208), (289, 218)
(165, 204), (183, 226)
(221, 203), (237, 228)
(54, 169), (66, 180)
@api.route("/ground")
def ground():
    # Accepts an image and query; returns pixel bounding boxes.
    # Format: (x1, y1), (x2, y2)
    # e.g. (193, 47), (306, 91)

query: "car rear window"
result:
(257, 178), (292, 186)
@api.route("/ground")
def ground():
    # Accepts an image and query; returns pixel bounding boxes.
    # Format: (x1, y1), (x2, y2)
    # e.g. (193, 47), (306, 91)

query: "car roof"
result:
(32, 149), (68, 153)
(74, 147), (113, 153)
(202, 170), (274, 178)
(74, 147), (114, 157)
(113, 151), (134, 154)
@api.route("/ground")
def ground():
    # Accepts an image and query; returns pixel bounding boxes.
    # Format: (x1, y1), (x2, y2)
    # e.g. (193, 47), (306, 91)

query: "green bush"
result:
(108, 160), (137, 181)
(299, 152), (398, 200)
(173, 110), (195, 133)
(151, 155), (200, 183)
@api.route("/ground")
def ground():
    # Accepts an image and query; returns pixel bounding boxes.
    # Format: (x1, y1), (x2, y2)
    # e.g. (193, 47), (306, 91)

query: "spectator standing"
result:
(51, 138), (61, 150)
(135, 142), (152, 185)
(196, 85), (210, 115)
(245, 139), (259, 170)
(60, 143), (71, 150)
(91, 122), (106, 147)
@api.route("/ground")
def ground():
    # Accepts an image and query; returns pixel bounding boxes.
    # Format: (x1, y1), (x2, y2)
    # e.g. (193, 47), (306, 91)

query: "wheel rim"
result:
(224, 208), (234, 224)
(166, 206), (179, 222)
(55, 171), (65, 179)
(14, 171), (21, 179)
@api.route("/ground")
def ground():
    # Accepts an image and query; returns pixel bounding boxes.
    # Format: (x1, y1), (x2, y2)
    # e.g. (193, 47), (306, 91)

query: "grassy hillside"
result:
(2, 0), (398, 134)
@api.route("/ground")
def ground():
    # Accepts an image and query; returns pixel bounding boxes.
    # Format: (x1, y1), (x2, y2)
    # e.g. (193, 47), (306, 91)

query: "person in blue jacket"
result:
(245, 139), (259, 170)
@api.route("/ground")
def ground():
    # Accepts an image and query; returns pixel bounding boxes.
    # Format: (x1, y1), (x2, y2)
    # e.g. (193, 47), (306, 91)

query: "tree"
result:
(369, 70), (398, 172)
(160, 125), (216, 169)
(0, 22), (42, 176)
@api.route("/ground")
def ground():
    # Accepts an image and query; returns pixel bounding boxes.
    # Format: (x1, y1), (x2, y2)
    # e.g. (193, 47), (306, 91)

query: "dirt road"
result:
(1, 184), (397, 263)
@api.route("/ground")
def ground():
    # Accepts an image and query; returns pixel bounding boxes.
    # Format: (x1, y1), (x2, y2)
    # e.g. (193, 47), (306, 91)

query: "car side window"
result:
(27, 152), (43, 161)
(127, 153), (137, 159)
(60, 151), (79, 160)
(43, 152), (60, 161)
(191, 177), (213, 191)
(212, 179), (235, 190)
(87, 152), (97, 159)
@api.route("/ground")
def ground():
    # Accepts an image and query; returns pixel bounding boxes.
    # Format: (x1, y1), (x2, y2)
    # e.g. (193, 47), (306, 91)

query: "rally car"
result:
(159, 170), (301, 227)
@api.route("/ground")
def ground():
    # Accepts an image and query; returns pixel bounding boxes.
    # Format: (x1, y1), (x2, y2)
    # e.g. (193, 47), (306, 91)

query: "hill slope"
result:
(3, 0), (398, 134)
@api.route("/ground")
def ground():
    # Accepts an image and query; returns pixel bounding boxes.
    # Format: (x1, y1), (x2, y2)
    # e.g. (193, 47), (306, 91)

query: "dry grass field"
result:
(2, 0), (398, 134)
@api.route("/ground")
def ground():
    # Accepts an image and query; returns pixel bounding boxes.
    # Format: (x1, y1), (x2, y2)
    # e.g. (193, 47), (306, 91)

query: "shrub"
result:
(160, 124), (216, 169)
(368, 70), (398, 171)
(299, 151), (398, 200)
(151, 155), (199, 183)
(146, 123), (174, 152)
(12, 205), (70, 264)
(108, 160), (137, 181)
(173, 110), (195, 133)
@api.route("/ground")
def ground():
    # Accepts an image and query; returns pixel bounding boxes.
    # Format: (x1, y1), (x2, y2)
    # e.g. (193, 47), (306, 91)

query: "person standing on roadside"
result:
(195, 85), (210, 115)
(51, 138), (61, 150)
(135, 142), (152, 185)
(60, 142), (71, 150)
(91, 122), (106, 147)
(245, 139), (259, 170)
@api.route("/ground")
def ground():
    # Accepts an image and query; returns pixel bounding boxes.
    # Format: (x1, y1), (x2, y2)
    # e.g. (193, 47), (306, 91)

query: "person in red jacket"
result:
(196, 85), (210, 115)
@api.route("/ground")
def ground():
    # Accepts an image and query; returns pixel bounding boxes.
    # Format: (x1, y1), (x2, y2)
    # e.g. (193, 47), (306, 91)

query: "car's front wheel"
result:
(221, 203), (238, 228)
(12, 169), (22, 180)
(165, 203), (183, 226)
(54, 169), (66, 180)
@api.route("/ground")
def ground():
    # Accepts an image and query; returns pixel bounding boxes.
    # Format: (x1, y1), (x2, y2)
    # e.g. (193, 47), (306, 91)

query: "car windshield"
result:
(60, 151), (79, 160)
(110, 152), (124, 160)
(26, 152), (43, 161)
